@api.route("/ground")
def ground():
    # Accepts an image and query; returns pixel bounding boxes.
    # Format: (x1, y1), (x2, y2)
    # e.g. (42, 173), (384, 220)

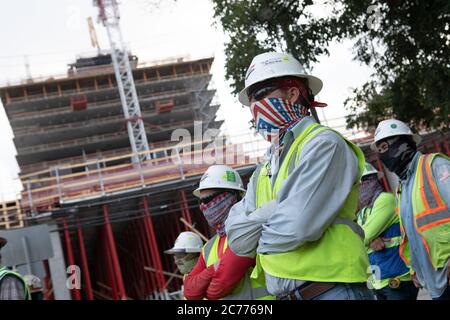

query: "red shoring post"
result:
(120, 229), (132, 297)
(102, 205), (127, 300)
(62, 218), (82, 300)
(165, 214), (181, 289)
(124, 226), (141, 298)
(375, 158), (391, 192)
(76, 218), (94, 300)
(101, 227), (118, 300)
(180, 190), (192, 226)
(42, 260), (53, 300)
(141, 216), (163, 295)
(142, 196), (167, 292)
(136, 219), (156, 297)
(132, 226), (149, 299)
(160, 215), (176, 288)
(443, 137), (450, 156)
(140, 204), (162, 294)
(138, 219), (158, 297)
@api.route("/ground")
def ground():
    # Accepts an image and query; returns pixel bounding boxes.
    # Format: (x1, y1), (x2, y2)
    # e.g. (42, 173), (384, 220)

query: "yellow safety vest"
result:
(397, 153), (450, 269)
(254, 122), (369, 283)
(0, 266), (31, 300)
(202, 234), (274, 300)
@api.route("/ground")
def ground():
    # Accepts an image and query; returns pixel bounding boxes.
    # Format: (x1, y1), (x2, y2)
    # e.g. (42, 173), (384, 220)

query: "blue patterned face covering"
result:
(250, 97), (307, 143)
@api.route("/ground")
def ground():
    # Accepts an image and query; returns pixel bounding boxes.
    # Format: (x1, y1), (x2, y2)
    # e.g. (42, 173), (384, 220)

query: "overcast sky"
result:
(0, 0), (372, 200)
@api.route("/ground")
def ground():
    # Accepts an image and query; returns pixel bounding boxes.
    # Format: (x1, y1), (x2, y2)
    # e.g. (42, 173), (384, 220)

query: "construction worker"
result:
(357, 162), (418, 300)
(164, 231), (203, 276)
(0, 236), (31, 300)
(225, 52), (374, 300)
(184, 165), (273, 300)
(164, 231), (203, 300)
(371, 119), (450, 300)
(24, 274), (44, 300)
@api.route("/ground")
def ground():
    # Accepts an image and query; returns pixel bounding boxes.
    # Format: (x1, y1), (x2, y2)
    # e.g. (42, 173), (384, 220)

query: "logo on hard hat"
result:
(391, 123), (397, 129)
(222, 171), (236, 183)
(262, 58), (282, 66)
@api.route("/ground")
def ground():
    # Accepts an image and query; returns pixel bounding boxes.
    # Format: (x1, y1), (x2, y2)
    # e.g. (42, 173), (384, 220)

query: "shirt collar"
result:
(403, 151), (422, 181)
(284, 116), (317, 142)
(264, 116), (318, 159)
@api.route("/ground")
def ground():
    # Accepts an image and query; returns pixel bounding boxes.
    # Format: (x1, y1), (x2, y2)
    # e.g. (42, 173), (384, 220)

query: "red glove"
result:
(206, 247), (255, 300)
(183, 255), (215, 300)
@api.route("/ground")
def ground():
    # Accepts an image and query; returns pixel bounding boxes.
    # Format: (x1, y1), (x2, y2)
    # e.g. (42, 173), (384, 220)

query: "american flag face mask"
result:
(250, 97), (308, 143)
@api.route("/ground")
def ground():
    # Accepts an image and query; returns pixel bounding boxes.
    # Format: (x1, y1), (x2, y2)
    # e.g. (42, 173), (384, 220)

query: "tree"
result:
(211, 0), (334, 96)
(212, 0), (449, 132)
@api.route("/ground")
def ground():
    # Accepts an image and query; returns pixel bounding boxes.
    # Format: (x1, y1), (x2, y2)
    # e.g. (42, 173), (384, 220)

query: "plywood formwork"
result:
(0, 199), (24, 229)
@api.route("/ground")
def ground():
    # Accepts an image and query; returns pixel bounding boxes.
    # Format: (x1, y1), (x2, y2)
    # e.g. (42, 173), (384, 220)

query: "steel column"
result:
(62, 219), (81, 300)
(180, 190), (192, 226)
(76, 218), (94, 300)
(102, 204), (127, 299)
(142, 197), (166, 292)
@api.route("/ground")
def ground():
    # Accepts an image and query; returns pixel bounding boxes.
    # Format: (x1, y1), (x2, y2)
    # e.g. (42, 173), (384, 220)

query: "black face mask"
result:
(378, 136), (417, 180)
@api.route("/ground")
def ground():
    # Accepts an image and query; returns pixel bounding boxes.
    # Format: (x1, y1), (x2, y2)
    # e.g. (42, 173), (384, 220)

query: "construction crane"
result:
(94, 0), (150, 163)
(87, 17), (102, 54)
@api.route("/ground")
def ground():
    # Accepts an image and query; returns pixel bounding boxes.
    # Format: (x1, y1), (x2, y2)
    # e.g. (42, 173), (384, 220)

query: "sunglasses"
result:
(375, 137), (398, 154)
(248, 85), (280, 101)
(247, 78), (306, 102)
(198, 192), (223, 206)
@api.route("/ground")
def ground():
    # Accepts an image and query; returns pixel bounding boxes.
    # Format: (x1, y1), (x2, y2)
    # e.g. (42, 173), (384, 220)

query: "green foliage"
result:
(212, 0), (450, 132)
(212, 0), (333, 96)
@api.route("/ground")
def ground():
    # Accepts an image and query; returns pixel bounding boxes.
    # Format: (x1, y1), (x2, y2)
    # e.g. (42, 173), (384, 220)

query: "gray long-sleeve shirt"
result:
(225, 116), (360, 296)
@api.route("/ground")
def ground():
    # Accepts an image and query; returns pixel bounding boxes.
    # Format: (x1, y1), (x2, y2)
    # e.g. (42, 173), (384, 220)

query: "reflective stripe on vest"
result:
(254, 122), (369, 283)
(415, 154), (450, 231)
(201, 235), (273, 300)
(397, 153), (450, 269)
(0, 267), (31, 300)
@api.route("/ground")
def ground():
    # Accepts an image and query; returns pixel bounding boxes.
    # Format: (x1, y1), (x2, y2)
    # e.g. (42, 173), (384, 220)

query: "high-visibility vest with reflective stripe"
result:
(201, 235), (274, 300)
(254, 122), (369, 282)
(0, 266), (31, 300)
(357, 193), (410, 289)
(397, 153), (450, 269)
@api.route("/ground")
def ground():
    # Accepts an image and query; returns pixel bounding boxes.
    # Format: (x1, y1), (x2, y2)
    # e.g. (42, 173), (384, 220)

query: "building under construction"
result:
(0, 51), (449, 300)
(0, 54), (260, 300)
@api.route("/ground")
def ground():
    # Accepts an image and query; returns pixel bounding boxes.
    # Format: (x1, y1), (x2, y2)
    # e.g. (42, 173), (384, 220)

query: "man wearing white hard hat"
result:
(372, 119), (450, 300)
(164, 231), (203, 276)
(356, 162), (418, 300)
(0, 237), (31, 300)
(164, 232), (202, 300)
(225, 52), (374, 300)
(184, 165), (272, 300)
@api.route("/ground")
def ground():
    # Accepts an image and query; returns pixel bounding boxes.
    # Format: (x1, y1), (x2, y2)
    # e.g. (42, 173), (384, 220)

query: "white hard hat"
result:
(23, 275), (42, 289)
(164, 232), (203, 254)
(362, 162), (384, 180)
(238, 52), (323, 106)
(370, 119), (421, 151)
(193, 165), (246, 198)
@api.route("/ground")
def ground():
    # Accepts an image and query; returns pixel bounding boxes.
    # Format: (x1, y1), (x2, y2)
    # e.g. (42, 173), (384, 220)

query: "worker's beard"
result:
(174, 253), (199, 275)
(199, 192), (238, 237)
